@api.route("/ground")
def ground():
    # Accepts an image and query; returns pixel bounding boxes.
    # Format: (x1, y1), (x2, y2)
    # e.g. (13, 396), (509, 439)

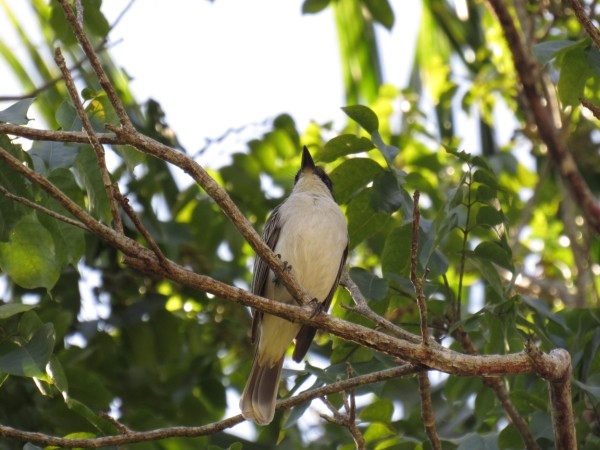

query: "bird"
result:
(239, 146), (349, 425)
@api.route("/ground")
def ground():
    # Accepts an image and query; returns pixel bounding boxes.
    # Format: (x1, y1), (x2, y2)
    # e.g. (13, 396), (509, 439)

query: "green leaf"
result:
(466, 254), (505, 299)
(47, 355), (69, 401)
(473, 167), (499, 189)
(302, 0), (331, 14)
(321, 134), (375, 162)
(0, 98), (35, 125)
(359, 398), (394, 423)
(349, 267), (388, 301)
(0, 215), (60, 290)
(29, 141), (79, 174)
(341, 105), (379, 133)
(0, 303), (36, 319)
(371, 170), (404, 214)
(66, 398), (118, 435)
(55, 100), (82, 131)
(346, 188), (391, 249)
(0, 323), (55, 377)
(74, 146), (111, 222)
(476, 206), (505, 228)
(473, 241), (513, 271)
(557, 42), (592, 106)
(498, 423), (525, 450)
(371, 130), (400, 167)
(381, 223), (412, 278)
(363, 0), (394, 30)
(533, 40), (576, 64)
(39, 169), (86, 266)
(329, 157), (384, 204)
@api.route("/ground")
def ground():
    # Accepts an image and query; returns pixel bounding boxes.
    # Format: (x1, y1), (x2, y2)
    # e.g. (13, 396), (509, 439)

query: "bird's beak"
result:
(301, 146), (316, 171)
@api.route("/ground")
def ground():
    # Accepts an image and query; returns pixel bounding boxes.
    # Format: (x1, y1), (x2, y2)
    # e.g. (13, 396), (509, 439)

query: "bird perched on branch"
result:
(240, 146), (348, 425)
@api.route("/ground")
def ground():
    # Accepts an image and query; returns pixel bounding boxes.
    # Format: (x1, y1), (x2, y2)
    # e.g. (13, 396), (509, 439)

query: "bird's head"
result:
(293, 146), (333, 196)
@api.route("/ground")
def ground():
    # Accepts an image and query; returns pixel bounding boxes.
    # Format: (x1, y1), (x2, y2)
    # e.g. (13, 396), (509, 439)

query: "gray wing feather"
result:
(250, 206), (282, 343)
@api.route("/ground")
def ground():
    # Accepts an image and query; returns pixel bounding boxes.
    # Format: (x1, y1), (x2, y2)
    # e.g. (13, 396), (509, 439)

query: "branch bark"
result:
(486, 0), (600, 235)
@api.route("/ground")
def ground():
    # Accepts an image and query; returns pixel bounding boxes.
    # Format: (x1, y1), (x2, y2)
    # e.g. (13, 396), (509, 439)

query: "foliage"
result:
(0, 1), (600, 449)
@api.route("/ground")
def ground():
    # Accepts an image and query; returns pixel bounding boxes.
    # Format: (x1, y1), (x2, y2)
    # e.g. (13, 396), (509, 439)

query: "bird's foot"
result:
(309, 298), (326, 318)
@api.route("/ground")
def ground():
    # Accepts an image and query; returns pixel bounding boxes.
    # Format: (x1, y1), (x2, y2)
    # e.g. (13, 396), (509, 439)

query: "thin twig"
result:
(57, 0), (133, 129)
(0, 364), (419, 448)
(410, 191), (430, 344)
(115, 191), (168, 266)
(580, 97), (600, 120)
(54, 47), (123, 234)
(417, 372), (441, 450)
(319, 364), (366, 450)
(340, 271), (421, 344)
(0, 184), (88, 231)
(570, 0), (600, 51)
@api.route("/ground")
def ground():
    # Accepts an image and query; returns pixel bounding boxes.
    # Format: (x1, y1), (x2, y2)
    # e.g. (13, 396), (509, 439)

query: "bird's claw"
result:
(309, 298), (325, 318)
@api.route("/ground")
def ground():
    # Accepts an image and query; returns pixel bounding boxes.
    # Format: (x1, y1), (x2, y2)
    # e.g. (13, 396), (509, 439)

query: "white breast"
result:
(267, 190), (348, 303)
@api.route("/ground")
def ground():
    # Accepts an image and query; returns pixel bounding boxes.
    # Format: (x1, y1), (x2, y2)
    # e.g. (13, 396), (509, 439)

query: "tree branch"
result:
(486, 0), (600, 235)
(57, 0), (133, 129)
(54, 47), (123, 234)
(0, 364), (419, 448)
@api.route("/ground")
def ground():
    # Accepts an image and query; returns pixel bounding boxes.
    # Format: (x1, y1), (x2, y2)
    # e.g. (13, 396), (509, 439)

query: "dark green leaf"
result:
(371, 130), (400, 167)
(341, 105), (379, 133)
(0, 98), (35, 125)
(74, 146), (111, 222)
(363, 0), (394, 30)
(322, 134), (374, 162)
(67, 398), (118, 435)
(47, 355), (69, 401)
(0, 303), (36, 319)
(466, 254), (505, 299)
(473, 241), (513, 271)
(0, 323), (55, 377)
(371, 170), (403, 213)
(381, 224), (412, 278)
(346, 188), (391, 249)
(329, 157), (384, 204)
(349, 267), (388, 301)
(302, 0), (331, 14)
(476, 206), (504, 228)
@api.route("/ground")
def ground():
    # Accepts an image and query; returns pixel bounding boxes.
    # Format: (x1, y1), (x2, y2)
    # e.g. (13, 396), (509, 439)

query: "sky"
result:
(1, 1), (421, 167)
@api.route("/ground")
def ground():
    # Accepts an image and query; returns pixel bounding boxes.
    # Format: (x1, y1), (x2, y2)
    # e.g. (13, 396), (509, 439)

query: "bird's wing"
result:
(292, 244), (348, 362)
(250, 205), (282, 344)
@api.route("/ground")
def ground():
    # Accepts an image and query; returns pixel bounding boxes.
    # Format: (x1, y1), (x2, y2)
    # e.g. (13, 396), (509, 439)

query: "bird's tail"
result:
(240, 355), (284, 425)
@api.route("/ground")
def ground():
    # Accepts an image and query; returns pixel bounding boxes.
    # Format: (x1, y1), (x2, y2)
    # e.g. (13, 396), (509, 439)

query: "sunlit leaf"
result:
(342, 105), (379, 133)
(0, 215), (60, 290)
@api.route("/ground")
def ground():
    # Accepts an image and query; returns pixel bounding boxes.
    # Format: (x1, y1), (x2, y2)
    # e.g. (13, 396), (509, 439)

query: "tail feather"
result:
(240, 356), (284, 425)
